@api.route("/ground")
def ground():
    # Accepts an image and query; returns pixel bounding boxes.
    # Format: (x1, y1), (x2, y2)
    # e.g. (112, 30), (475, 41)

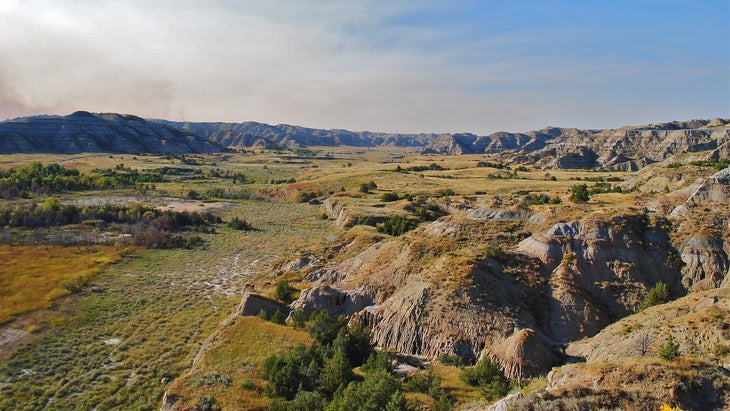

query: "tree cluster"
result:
(263, 311), (441, 411)
(460, 357), (512, 401)
(0, 162), (174, 199)
(0, 200), (221, 248)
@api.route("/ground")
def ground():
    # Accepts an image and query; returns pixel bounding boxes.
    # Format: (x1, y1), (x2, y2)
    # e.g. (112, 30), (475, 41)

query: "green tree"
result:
(306, 311), (348, 346)
(658, 335), (681, 361)
(290, 308), (307, 329)
(339, 320), (374, 367)
(275, 279), (295, 303)
(360, 351), (392, 374)
(570, 184), (590, 203)
(460, 357), (511, 401)
(269, 391), (326, 411)
(271, 310), (287, 325)
(326, 370), (401, 411)
(318, 347), (355, 396)
(642, 281), (670, 309)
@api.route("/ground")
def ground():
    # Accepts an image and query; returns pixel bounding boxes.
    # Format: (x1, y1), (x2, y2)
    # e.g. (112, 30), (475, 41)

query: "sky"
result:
(0, 0), (728, 134)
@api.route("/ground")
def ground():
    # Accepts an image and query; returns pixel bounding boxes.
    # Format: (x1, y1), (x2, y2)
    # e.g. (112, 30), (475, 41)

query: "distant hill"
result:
(1, 112), (728, 170)
(156, 120), (437, 149)
(0, 111), (223, 155)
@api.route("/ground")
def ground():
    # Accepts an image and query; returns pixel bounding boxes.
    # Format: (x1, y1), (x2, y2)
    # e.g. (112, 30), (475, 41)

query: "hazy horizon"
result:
(1, 1), (728, 134)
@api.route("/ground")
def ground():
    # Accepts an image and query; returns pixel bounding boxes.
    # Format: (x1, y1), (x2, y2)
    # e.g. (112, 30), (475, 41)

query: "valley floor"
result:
(0, 201), (335, 410)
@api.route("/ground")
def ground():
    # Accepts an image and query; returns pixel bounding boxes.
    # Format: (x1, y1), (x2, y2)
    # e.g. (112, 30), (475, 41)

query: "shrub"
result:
(380, 192), (400, 202)
(194, 372), (231, 387)
(274, 279), (296, 303)
(658, 335), (680, 361)
(271, 310), (287, 325)
(228, 217), (253, 231)
(641, 281), (670, 309)
(195, 395), (221, 411)
(461, 357), (511, 401)
(437, 354), (463, 366)
(62, 275), (90, 294)
(438, 189), (455, 197)
(569, 184), (590, 203)
(376, 216), (417, 236)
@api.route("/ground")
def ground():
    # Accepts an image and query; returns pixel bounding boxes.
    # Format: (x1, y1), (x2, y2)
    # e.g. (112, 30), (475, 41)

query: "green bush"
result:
(437, 354), (463, 367)
(641, 281), (670, 309)
(228, 217), (253, 231)
(658, 335), (680, 361)
(275, 279), (296, 303)
(461, 357), (511, 401)
(380, 192), (400, 202)
(569, 184), (590, 203)
(376, 216), (417, 236)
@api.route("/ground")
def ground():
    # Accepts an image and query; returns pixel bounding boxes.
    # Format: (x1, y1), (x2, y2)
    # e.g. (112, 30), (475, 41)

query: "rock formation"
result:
(288, 210), (687, 379)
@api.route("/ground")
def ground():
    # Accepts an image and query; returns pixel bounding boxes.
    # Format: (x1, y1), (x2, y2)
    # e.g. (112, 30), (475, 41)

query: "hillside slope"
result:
(0, 112), (223, 154)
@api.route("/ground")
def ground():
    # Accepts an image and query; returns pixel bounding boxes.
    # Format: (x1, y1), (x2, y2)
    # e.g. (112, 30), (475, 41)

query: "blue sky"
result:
(0, 0), (727, 134)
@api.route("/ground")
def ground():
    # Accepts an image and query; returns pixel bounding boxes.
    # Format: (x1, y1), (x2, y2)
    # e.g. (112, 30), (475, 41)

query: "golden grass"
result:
(166, 316), (312, 410)
(0, 245), (120, 324)
(432, 364), (482, 404)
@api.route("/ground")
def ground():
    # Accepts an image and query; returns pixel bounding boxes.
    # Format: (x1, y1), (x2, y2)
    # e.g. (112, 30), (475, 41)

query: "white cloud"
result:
(0, 1), (726, 133)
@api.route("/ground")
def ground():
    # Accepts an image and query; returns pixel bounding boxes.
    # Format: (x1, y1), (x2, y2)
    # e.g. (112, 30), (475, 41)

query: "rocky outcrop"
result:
(489, 328), (559, 380)
(319, 199), (355, 229)
(548, 146), (598, 169)
(290, 210), (688, 379)
(547, 262), (611, 341)
(0, 112), (223, 154)
(686, 167), (730, 205)
(681, 233), (729, 291)
(516, 215), (684, 340)
(290, 285), (375, 317)
(466, 207), (530, 221)
(235, 285), (290, 318)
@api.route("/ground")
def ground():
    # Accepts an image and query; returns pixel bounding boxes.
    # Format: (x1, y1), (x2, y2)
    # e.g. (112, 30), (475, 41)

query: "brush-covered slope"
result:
(509, 287), (730, 410)
(0, 111), (223, 154)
